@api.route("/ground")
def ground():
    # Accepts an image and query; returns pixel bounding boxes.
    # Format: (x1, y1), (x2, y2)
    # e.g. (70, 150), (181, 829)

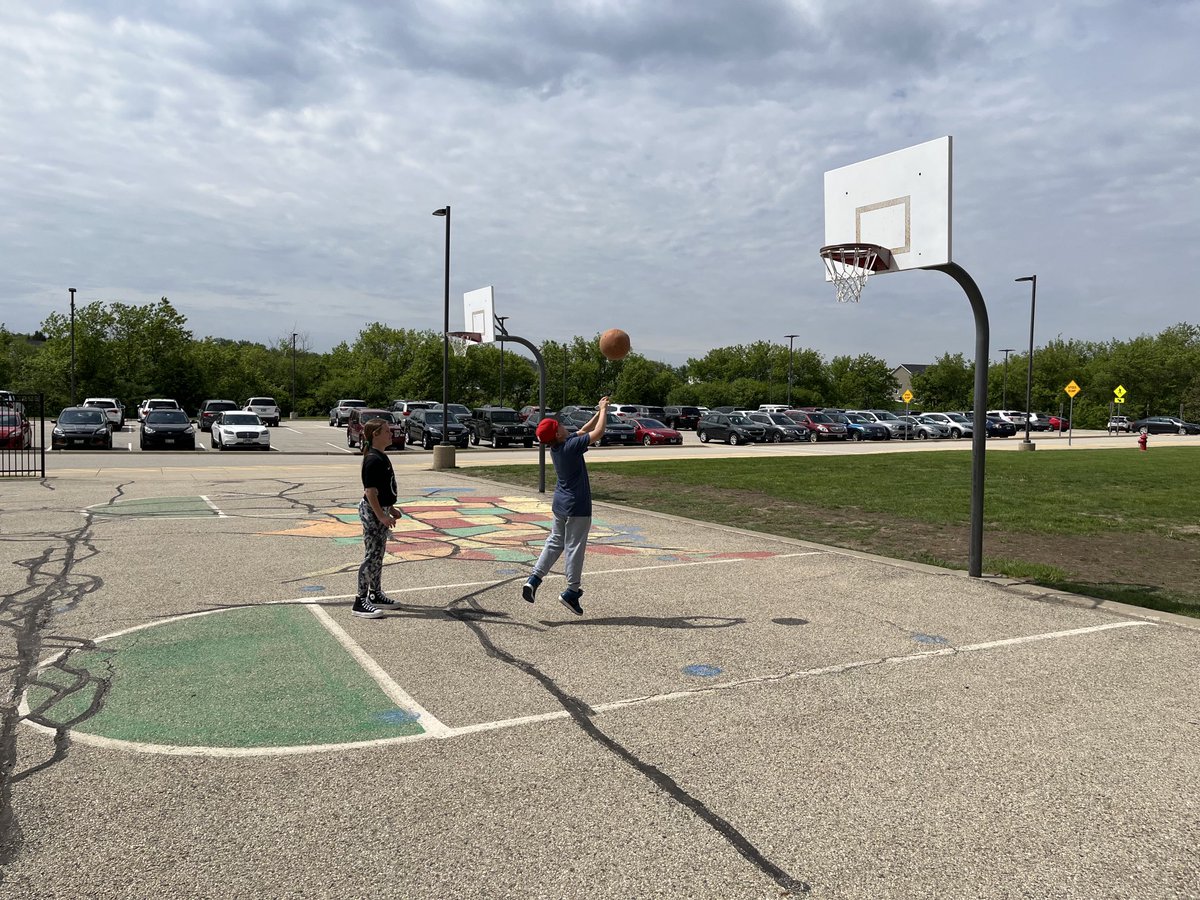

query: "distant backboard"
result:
(462, 286), (495, 343)
(823, 136), (952, 275)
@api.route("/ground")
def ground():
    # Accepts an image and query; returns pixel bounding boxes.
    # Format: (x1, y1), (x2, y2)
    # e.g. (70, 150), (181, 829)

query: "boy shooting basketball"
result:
(522, 397), (609, 615)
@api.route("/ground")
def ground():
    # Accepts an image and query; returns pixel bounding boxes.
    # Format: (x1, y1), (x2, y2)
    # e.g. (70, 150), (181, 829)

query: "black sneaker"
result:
(522, 574), (541, 603)
(352, 596), (383, 619)
(559, 588), (583, 616)
(369, 592), (401, 610)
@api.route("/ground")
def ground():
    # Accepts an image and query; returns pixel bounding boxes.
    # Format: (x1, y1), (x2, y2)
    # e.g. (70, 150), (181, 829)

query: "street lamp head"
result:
(432, 208), (448, 217)
(69, 287), (76, 294)
(1015, 276), (1035, 283)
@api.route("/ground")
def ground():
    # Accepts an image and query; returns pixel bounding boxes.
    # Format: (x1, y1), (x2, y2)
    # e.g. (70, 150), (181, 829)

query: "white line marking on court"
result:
(22, 618), (1153, 757)
(306, 604), (449, 736)
(325, 442), (353, 453)
(199, 495), (227, 517)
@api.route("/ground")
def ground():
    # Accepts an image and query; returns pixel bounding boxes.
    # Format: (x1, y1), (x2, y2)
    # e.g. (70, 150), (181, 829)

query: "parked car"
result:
(445, 403), (472, 424)
(347, 408), (406, 450)
(696, 412), (767, 445)
(52, 407), (113, 450)
(0, 408), (32, 449)
(662, 406), (702, 430)
(745, 411), (807, 442)
(848, 409), (916, 440)
(407, 407), (469, 450)
(83, 397), (124, 428)
(330, 399), (368, 427)
(197, 399), (240, 432)
(901, 415), (951, 440)
(138, 398), (180, 421)
(631, 418), (683, 446)
(245, 396), (281, 427)
(467, 406), (535, 448)
(987, 409), (1029, 428)
(1130, 416), (1200, 435)
(389, 400), (434, 419)
(559, 409), (639, 446)
(839, 412), (890, 441)
(920, 412), (973, 439)
(785, 411), (849, 443)
(981, 415), (1017, 438)
(1107, 415), (1129, 433)
(1049, 415), (1070, 431)
(610, 404), (642, 419)
(1025, 412), (1054, 432)
(139, 409), (196, 450)
(211, 411), (271, 450)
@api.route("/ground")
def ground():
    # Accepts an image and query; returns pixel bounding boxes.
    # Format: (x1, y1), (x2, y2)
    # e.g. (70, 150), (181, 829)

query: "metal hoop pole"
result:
(496, 334), (547, 493)
(929, 263), (989, 578)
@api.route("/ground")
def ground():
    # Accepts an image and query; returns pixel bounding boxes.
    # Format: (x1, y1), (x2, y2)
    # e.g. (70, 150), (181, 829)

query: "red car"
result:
(632, 418), (682, 446)
(1049, 415), (1070, 431)
(0, 409), (32, 448)
(346, 408), (406, 450)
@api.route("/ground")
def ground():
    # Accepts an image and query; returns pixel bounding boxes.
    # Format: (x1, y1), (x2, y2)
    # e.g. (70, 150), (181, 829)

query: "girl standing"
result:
(354, 419), (401, 618)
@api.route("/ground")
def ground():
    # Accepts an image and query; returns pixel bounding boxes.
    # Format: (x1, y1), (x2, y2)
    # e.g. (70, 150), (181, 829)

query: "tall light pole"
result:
(68, 288), (77, 406)
(290, 332), (298, 419)
(496, 314), (509, 406)
(1015, 275), (1037, 449)
(784, 334), (799, 407)
(432, 207), (453, 466)
(999, 348), (1016, 408)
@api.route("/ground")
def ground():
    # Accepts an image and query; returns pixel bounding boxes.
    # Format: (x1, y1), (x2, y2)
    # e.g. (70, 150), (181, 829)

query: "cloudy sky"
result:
(2, 1), (1197, 367)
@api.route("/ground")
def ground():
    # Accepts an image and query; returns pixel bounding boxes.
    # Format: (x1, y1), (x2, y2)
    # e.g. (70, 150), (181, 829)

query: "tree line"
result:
(2, 298), (1197, 430)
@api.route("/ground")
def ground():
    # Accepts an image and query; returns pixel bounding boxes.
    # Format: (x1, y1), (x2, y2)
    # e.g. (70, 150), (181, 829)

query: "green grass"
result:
(470, 447), (1200, 618)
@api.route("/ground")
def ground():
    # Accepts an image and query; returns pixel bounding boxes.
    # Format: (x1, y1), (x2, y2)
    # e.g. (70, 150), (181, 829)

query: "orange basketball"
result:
(599, 328), (631, 361)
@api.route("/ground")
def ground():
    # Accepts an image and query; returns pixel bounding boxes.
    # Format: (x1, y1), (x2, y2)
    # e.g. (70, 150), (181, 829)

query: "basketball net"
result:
(446, 331), (480, 358)
(820, 245), (888, 304)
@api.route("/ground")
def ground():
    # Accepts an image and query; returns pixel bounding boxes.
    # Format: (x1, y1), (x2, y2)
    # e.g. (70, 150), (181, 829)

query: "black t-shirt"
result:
(361, 448), (397, 507)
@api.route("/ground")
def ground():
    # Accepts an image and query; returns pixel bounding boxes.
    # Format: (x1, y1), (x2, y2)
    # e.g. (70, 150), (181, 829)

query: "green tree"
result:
(911, 353), (973, 410)
(828, 354), (898, 408)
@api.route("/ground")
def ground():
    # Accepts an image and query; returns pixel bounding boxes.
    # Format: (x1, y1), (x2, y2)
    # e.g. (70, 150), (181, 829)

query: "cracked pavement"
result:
(0, 460), (1197, 899)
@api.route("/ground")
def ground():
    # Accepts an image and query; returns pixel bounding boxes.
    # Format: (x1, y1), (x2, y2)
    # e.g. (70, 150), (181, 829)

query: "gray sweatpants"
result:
(532, 514), (591, 592)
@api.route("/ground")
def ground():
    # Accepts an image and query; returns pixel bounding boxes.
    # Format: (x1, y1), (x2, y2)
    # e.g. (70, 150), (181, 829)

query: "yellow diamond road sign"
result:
(1114, 384), (1127, 398)
(902, 390), (913, 403)
(1114, 397), (1125, 404)
(1065, 380), (1081, 398)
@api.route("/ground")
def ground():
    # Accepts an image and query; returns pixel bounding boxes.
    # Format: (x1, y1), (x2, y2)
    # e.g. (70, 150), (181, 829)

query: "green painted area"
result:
(92, 496), (217, 518)
(445, 525), (502, 537)
(487, 548), (539, 561)
(28, 606), (424, 747)
(460, 506), (514, 516)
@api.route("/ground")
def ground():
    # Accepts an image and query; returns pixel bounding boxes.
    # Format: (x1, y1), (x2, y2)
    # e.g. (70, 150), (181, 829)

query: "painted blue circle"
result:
(913, 633), (949, 644)
(495, 568), (521, 575)
(375, 709), (421, 725)
(657, 555), (678, 562)
(682, 664), (722, 677)
(300, 585), (326, 593)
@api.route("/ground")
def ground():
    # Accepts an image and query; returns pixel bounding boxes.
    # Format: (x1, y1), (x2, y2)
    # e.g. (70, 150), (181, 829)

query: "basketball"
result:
(599, 328), (631, 361)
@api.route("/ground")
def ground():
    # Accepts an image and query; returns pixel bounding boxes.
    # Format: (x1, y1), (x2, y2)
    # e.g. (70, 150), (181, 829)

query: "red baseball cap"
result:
(535, 417), (560, 443)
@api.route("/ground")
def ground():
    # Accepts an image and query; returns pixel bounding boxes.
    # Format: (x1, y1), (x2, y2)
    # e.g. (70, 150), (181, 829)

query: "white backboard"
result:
(462, 286), (495, 343)
(823, 136), (952, 275)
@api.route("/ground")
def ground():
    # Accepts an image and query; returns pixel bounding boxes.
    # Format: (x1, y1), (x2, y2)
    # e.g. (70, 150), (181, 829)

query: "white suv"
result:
(245, 396), (281, 427)
(138, 398), (180, 421)
(83, 397), (125, 428)
(987, 409), (1028, 427)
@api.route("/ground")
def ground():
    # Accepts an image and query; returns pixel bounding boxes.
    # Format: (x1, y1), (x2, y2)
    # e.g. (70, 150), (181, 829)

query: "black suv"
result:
(407, 407), (469, 450)
(467, 406), (534, 448)
(663, 406), (702, 430)
(697, 412), (767, 445)
(198, 399), (240, 432)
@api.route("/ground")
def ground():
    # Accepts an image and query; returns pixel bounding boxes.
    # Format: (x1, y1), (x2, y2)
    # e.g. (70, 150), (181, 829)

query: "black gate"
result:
(0, 392), (45, 478)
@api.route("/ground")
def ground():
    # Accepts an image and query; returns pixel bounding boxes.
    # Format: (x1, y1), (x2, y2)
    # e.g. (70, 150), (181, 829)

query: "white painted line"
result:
(306, 604), (449, 737)
(325, 442), (354, 454)
(199, 495), (228, 518)
(23, 618), (1154, 757)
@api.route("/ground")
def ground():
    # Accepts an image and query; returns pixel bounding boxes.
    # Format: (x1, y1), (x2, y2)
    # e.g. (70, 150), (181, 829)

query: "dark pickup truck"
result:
(466, 406), (534, 448)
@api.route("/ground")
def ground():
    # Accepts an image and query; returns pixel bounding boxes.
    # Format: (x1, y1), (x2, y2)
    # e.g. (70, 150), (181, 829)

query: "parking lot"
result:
(2, 456), (1198, 898)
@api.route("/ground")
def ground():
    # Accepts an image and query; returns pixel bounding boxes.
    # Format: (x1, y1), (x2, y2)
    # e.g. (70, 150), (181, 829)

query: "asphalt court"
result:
(2, 465), (1198, 898)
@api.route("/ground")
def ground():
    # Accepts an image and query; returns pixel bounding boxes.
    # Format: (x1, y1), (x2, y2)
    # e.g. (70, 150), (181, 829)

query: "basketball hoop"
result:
(819, 243), (894, 303)
(447, 331), (480, 358)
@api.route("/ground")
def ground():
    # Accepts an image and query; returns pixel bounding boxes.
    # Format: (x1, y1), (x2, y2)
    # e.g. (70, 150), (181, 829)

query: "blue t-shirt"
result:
(550, 433), (592, 517)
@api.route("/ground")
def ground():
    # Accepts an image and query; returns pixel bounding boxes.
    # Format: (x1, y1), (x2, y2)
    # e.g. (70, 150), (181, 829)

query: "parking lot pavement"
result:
(1, 464), (1197, 898)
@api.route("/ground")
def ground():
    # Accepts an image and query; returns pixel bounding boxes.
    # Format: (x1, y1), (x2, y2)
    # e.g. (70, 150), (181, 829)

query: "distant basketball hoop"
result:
(819, 243), (894, 304)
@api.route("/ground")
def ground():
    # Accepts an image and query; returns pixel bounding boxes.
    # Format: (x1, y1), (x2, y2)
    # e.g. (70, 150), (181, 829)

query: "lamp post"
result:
(1015, 275), (1037, 449)
(290, 332), (297, 419)
(496, 314), (509, 406)
(432, 207), (453, 467)
(999, 348), (1016, 408)
(784, 334), (798, 407)
(68, 288), (77, 406)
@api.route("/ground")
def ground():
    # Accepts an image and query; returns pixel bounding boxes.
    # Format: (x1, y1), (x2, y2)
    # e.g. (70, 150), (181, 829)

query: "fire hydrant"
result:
(1138, 431), (1148, 452)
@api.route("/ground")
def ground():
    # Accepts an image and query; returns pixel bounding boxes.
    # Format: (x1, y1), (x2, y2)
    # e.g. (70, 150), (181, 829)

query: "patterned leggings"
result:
(357, 498), (389, 598)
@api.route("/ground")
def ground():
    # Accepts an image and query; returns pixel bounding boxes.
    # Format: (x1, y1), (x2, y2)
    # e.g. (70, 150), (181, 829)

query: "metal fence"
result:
(0, 393), (45, 478)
